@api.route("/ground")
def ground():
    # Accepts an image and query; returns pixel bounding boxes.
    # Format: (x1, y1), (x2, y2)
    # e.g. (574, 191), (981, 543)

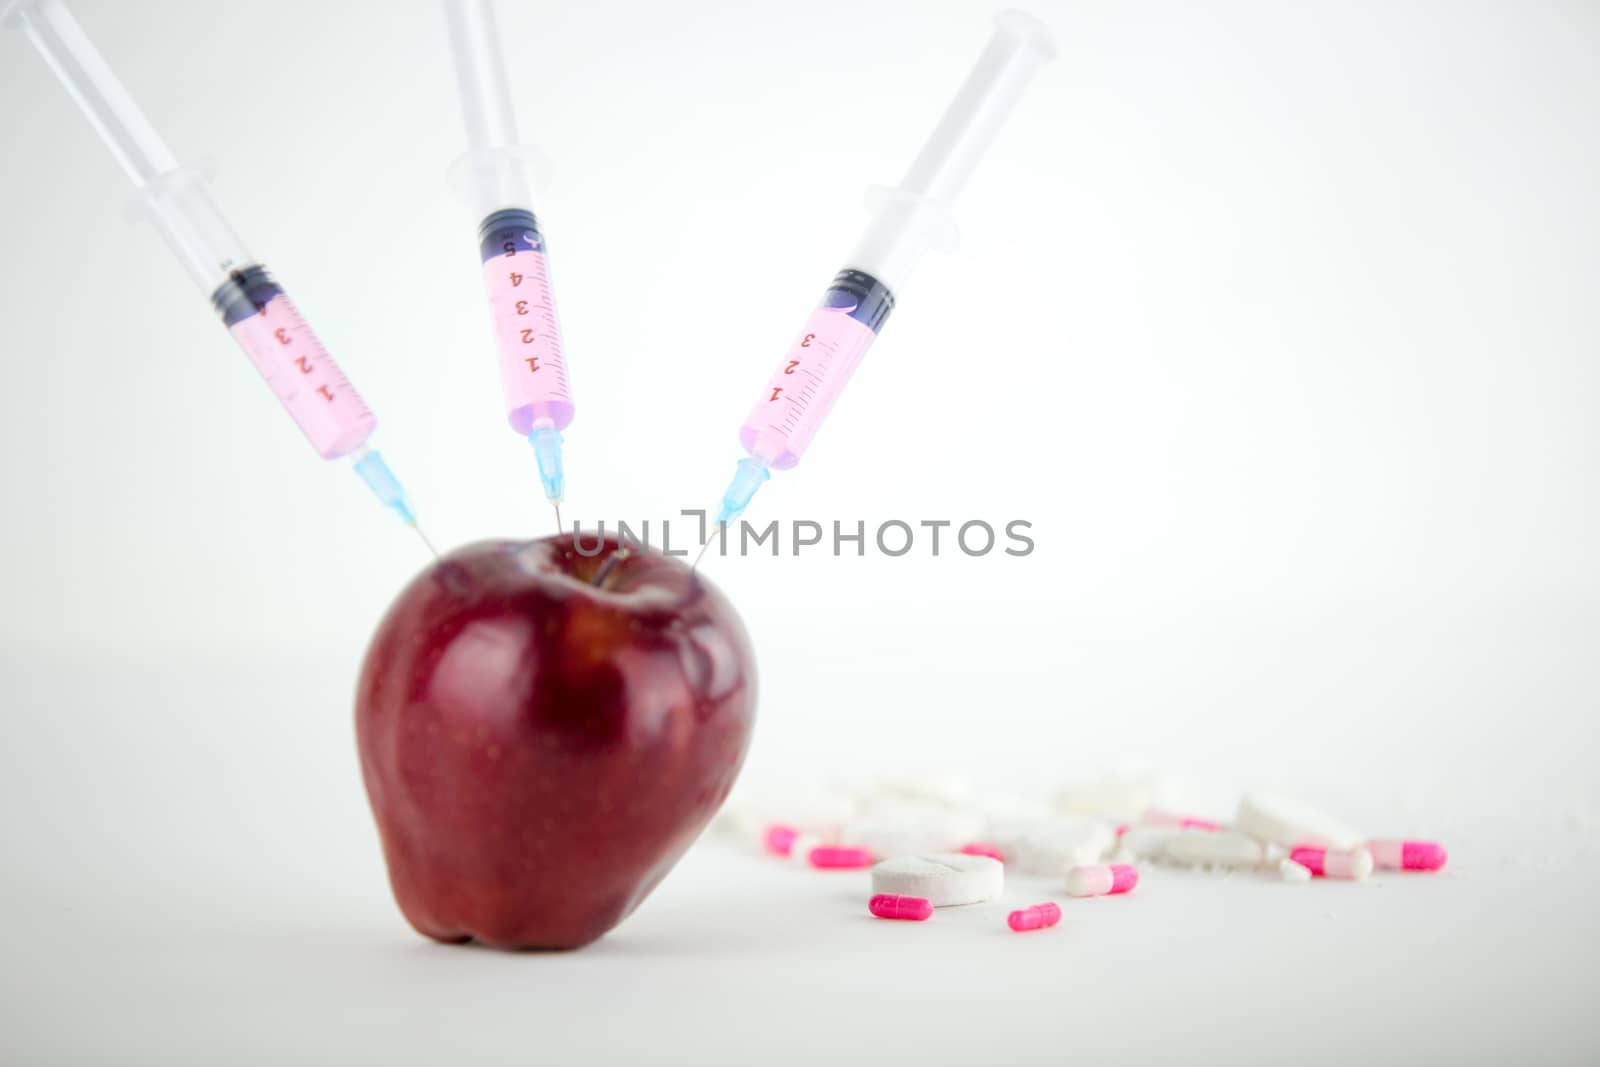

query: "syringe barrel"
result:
(211, 267), (378, 460)
(844, 10), (1054, 293)
(737, 269), (895, 471)
(4, 0), (176, 186)
(478, 208), (574, 436)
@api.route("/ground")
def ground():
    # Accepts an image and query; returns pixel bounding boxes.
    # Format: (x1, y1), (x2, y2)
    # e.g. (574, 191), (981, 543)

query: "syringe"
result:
(705, 11), (1055, 546)
(445, 0), (575, 528)
(3, 0), (435, 555)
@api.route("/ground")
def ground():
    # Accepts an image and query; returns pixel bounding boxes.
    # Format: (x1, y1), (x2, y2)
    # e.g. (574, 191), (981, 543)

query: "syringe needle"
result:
(412, 523), (441, 559)
(554, 502), (563, 536)
(691, 537), (713, 572)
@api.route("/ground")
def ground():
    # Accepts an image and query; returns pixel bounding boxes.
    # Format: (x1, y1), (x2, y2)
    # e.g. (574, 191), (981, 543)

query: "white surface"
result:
(2, 655), (1596, 1064)
(0, 0), (1597, 1062)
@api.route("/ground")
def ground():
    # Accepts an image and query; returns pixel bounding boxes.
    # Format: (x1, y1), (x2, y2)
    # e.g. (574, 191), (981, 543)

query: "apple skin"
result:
(356, 534), (756, 950)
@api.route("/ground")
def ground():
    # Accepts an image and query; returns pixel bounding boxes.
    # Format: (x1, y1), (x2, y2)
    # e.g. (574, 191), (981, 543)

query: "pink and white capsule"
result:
(1289, 846), (1374, 880)
(808, 845), (874, 869)
(1065, 863), (1139, 897)
(960, 842), (1005, 862)
(1007, 903), (1062, 932)
(869, 894), (933, 921)
(1367, 839), (1448, 871)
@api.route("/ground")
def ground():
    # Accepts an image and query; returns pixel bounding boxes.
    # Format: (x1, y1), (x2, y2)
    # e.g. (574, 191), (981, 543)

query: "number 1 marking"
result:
(525, 358), (540, 372)
(317, 385), (334, 402)
(769, 386), (783, 401)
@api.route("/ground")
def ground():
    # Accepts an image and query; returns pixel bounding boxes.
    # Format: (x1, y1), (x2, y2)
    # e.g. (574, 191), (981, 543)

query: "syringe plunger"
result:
(846, 9), (1056, 293)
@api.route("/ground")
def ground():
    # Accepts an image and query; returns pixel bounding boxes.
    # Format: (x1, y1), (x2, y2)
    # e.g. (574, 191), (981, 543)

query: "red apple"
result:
(356, 534), (757, 949)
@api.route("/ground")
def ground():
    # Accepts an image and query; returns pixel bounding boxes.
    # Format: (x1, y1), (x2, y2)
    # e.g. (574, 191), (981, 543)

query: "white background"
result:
(0, 1), (1595, 1063)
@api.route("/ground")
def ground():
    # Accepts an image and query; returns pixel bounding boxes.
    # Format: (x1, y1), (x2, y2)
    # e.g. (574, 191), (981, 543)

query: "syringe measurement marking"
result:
(494, 244), (570, 402)
(769, 334), (837, 433)
(255, 297), (366, 416)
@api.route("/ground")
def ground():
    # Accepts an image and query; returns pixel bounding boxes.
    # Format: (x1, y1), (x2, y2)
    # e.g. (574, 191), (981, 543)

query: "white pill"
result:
(844, 802), (984, 858)
(1113, 825), (1181, 862)
(870, 853), (1003, 907)
(970, 791), (1052, 826)
(1236, 791), (1363, 849)
(1011, 817), (1116, 875)
(1055, 775), (1171, 822)
(1161, 828), (1266, 870)
(858, 774), (973, 808)
(1278, 857), (1313, 883)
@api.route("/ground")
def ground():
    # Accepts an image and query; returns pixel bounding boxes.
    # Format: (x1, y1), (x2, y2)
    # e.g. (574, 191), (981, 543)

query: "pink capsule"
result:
(1064, 863), (1139, 897)
(1143, 809), (1224, 831)
(1007, 902), (1062, 932)
(1289, 846), (1374, 880)
(960, 842), (1005, 862)
(763, 823), (800, 857)
(869, 894), (933, 921)
(1367, 839), (1447, 871)
(808, 845), (874, 869)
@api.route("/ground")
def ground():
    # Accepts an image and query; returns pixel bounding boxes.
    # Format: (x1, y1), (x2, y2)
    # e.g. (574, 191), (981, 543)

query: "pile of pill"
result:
(722, 778), (1446, 934)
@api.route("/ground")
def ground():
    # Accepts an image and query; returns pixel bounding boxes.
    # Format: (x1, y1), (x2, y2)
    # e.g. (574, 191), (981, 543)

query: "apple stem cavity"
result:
(591, 548), (630, 589)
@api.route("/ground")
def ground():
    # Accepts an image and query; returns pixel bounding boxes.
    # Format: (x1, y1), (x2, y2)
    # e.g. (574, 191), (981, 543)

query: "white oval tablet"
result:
(844, 802), (985, 859)
(1161, 828), (1266, 869)
(1236, 792), (1363, 849)
(870, 853), (1003, 907)
(1113, 825), (1181, 862)
(1010, 817), (1115, 875)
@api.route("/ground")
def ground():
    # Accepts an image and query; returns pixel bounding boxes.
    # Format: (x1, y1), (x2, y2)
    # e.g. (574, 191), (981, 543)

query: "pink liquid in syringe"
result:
(738, 269), (894, 469)
(213, 267), (375, 459)
(479, 210), (573, 436)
